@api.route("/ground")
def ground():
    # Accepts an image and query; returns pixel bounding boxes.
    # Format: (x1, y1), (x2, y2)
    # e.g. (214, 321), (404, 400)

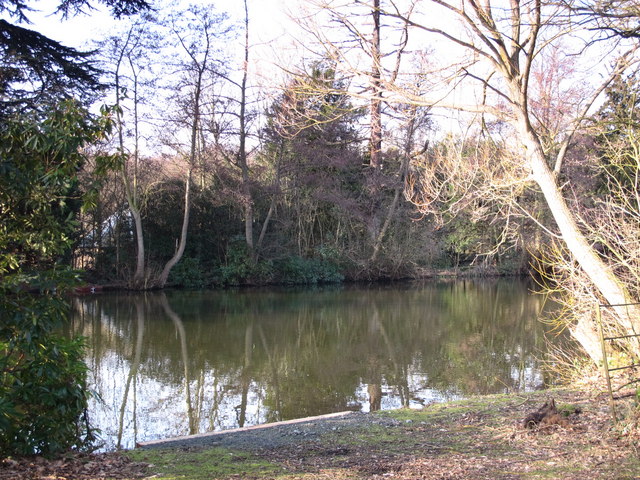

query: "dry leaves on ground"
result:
(0, 452), (149, 480)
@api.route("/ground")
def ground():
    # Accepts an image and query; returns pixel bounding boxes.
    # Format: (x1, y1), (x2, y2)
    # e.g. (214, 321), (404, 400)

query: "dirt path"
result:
(2, 388), (639, 479)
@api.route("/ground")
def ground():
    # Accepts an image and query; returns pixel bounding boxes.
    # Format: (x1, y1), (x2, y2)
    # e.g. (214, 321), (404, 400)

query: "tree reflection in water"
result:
(68, 279), (557, 450)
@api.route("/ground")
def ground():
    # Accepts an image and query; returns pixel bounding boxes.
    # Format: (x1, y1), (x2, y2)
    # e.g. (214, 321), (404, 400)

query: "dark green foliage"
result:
(0, 0), (152, 114)
(0, 19), (101, 115)
(0, 100), (120, 274)
(0, 0), (150, 21)
(0, 101), (117, 455)
(594, 72), (640, 193)
(442, 218), (483, 268)
(219, 238), (255, 286)
(54, 0), (151, 19)
(273, 256), (343, 285)
(0, 290), (94, 456)
(596, 73), (640, 134)
(218, 236), (271, 286)
(169, 257), (209, 289)
(216, 236), (343, 286)
(141, 184), (237, 266)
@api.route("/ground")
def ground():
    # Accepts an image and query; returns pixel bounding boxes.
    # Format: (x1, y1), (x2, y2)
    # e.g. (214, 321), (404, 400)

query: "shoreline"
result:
(136, 410), (356, 450)
(3, 386), (639, 479)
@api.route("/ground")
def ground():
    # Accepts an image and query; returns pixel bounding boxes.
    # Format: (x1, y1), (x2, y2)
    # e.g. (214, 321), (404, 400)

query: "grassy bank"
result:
(2, 387), (638, 479)
(123, 388), (639, 480)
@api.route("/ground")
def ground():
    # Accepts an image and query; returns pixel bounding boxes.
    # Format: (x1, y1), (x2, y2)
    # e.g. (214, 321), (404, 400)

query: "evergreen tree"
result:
(261, 62), (366, 257)
(0, 0), (151, 115)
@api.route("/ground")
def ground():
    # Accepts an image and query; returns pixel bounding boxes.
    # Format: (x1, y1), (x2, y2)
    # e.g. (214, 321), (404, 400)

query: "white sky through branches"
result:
(12, 0), (303, 89)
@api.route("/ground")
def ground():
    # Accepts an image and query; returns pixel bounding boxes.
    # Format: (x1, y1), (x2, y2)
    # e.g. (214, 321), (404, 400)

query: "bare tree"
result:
(101, 18), (159, 288)
(156, 6), (230, 288)
(237, 0), (257, 256)
(297, 0), (419, 264)
(302, 0), (640, 360)
(370, 101), (430, 262)
(197, 0), (259, 257)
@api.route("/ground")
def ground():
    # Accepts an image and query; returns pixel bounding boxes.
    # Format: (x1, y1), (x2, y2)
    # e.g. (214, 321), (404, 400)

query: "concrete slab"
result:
(136, 410), (355, 449)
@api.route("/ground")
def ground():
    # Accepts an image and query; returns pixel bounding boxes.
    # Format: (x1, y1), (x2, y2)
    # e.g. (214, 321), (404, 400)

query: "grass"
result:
(126, 447), (281, 480)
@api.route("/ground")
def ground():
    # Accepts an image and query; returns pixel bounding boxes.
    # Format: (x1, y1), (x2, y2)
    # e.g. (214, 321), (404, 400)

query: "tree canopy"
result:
(0, 0), (152, 115)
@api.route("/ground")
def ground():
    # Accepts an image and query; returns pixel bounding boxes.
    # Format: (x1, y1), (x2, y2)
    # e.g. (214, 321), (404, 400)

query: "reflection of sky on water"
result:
(89, 356), (462, 450)
(87, 356), (542, 451)
(73, 280), (554, 451)
(354, 378), (458, 414)
(87, 352), (271, 451)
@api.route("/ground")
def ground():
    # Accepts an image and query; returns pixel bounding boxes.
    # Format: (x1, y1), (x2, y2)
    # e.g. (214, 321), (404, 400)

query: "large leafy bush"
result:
(0, 101), (116, 455)
(0, 286), (95, 456)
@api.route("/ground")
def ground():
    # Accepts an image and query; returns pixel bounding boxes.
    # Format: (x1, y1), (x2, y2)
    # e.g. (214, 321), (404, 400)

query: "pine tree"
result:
(0, 0), (151, 114)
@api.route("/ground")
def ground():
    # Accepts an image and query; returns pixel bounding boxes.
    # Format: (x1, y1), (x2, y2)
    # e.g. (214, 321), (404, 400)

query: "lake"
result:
(68, 278), (556, 451)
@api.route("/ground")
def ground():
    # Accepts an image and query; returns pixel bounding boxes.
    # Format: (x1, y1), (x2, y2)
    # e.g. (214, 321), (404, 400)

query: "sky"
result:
(13, 0), (574, 137)
(15, 0), (308, 94)
(24, 0), (298, 49)
(4, 0), (621, 136)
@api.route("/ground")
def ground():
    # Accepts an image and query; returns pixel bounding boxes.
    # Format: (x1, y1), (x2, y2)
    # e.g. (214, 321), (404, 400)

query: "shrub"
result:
(0, 287), (95, 456)
(273, 256), (344, 285)
(0, 101), (110, 456)
(218, 237), (255, 286)
(169, 257), (209, 289)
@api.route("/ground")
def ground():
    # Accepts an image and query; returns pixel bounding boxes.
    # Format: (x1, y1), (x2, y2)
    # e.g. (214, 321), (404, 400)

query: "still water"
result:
(69, 278), (555, 451)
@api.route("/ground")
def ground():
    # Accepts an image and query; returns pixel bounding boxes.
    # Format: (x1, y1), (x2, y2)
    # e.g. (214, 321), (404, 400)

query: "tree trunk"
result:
(366, 0), (385, 253)
(156, 8), (219, 288)
(240, 0), (254, 256)
(112, 24), (148, 290)
(131, 207), (146, 288)
(370, 0), (382, 170)
(370, 106), (415, 263)
(129, 63), (146, 289)
(256, 142), (284, 254)
(157, 167), (192, 288)
(517, 115), (640, 355)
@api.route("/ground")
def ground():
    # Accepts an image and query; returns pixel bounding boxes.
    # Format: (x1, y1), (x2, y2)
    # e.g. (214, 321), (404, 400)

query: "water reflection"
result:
(68, 279), (553, 451)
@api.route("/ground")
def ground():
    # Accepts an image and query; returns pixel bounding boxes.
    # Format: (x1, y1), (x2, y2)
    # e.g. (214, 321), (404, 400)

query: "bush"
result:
(216, 237), (274, 286)
(218, 237), (256, 286)
(169, 257), (209, 289)
(273, 256), (344, 285)
(0, 287), (95, 456)
(0, 102), (111, 456)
